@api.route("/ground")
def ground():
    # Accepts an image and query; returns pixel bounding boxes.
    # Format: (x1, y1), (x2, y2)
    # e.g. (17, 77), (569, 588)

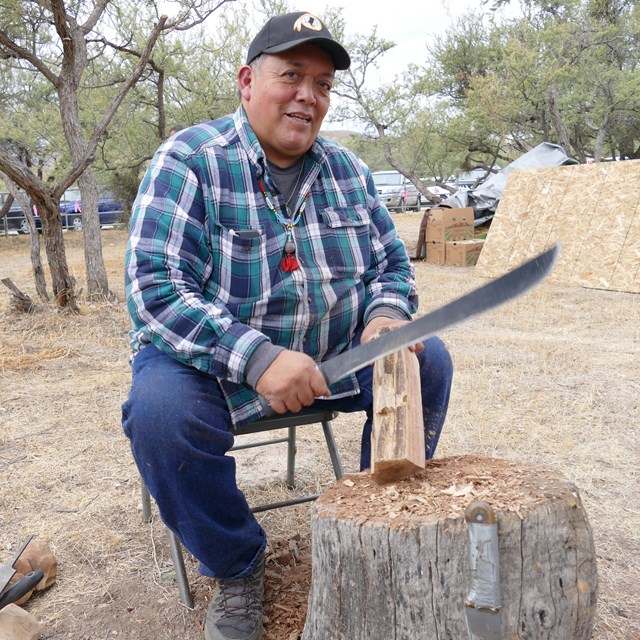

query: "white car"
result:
(419, 184), (451, 206)
(372, 170), (421, 212)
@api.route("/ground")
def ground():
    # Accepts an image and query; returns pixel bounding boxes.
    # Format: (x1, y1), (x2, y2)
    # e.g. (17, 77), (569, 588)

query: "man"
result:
(122, 11), (453, 640)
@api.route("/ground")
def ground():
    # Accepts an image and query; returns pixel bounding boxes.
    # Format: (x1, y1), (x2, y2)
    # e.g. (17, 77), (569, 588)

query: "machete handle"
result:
(0, 569), (44, 611)
(465, 500), (497, 525)
(256, 362), (331, 416)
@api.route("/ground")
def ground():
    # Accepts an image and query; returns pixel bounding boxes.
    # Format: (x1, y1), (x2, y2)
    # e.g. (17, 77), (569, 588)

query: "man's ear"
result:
(237, 66), (253, 101)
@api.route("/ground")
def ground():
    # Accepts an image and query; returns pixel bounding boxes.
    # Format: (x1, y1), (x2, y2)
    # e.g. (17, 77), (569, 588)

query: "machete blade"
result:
(318, 242), (561, 385)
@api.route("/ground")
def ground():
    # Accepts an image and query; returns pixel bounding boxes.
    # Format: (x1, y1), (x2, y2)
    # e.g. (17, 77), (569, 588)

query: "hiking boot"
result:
(205, 554), (265, 640)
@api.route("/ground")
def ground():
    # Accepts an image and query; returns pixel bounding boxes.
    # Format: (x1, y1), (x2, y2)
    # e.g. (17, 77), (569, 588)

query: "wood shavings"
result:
(441, 482), (475, 497)
(314, 455), (570, 530)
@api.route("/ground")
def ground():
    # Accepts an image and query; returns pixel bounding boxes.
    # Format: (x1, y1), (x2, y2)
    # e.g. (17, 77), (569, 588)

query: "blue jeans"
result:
(121, 338), (452, 580)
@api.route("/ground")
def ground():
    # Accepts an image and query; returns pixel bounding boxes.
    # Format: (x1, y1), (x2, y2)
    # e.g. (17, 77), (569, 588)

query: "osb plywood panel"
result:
(475, 160), (640, 293)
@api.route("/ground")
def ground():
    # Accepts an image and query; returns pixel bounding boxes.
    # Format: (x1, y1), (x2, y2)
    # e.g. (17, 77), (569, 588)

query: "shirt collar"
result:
(233, 106), (327, 173)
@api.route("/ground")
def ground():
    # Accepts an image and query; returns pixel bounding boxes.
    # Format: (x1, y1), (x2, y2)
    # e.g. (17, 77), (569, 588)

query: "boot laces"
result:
(215, 572), (262, 621)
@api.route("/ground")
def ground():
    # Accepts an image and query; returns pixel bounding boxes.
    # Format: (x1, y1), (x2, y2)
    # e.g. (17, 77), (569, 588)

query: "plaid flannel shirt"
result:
(126, 107), (418, 426)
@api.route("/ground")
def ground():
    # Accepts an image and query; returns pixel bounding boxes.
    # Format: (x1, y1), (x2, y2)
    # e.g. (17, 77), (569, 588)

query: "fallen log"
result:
(1, 278), (37, 313)
(302, 455), (597, 640)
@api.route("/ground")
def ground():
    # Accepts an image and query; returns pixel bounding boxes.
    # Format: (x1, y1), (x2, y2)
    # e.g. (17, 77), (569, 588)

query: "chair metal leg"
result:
(141, 479), (193, 607)
(139, 409), (344, 606)
(167, 529), (193, 608)
(286, 426), (296, 488)
(322, 419), (344, 479)
(141, 481), (152, 523)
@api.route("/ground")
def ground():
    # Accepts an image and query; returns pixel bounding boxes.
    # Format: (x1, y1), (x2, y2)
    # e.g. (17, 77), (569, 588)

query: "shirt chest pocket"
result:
(213, 225), (272, 302)
(317, 205), (371, 276)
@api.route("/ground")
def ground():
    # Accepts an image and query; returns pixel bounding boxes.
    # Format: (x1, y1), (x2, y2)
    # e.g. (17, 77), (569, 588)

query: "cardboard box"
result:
(445, 239), (485, 267)
(425, 208), (474, 243)
(425, 241), (446, 265)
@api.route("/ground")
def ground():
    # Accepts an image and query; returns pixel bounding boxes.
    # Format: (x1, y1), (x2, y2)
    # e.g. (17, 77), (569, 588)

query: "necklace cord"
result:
(257, 175), (309, 272)
(284, 160), (306, 210)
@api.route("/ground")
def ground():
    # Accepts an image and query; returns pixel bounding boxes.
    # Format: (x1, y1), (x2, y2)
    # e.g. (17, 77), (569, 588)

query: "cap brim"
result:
(262, 37), (351, 70)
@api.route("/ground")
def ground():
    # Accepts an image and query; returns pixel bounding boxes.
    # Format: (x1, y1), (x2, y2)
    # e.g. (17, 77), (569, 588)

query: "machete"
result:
(317, 242), (561, 386)
(464, 500), (502, 639)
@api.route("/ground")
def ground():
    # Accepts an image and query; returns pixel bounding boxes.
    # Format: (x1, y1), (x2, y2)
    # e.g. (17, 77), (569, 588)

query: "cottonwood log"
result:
(371, 344), (424, 483)
(302, 455), (597, 640)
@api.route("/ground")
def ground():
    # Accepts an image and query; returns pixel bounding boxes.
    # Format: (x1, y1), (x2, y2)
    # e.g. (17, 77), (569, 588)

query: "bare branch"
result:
(50, 0), (74, 60)
(57, 15), (168, 192)
(0, 29), (59, 86)
(0, 193), (15, 218)
(94, 35), (164, 73)
(165, 0), (235, 32)
(0, 147), (47, 197)
(81, 0), (111, 34)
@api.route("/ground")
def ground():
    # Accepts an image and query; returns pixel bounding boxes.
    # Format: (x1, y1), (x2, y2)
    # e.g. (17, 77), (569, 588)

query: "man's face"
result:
(238, 44), (335, 167)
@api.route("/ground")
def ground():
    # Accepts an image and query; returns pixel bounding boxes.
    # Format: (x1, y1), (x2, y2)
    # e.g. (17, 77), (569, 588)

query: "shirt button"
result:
(302, 337), (307, 344)
(243, 245), (251, 252)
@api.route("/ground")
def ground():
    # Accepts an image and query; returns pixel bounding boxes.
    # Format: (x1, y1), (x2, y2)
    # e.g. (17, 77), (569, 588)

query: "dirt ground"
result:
(1, 216), (638, 639)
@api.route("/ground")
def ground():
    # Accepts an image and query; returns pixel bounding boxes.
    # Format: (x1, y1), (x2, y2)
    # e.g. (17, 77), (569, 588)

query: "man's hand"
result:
(255, 350), (331, 414)
(361, 317), (425, 355)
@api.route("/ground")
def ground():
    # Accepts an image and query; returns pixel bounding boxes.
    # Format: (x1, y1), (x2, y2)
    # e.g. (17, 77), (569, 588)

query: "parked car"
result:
(372, 170), (421, 212)
(56, 186), (125, 229)
(419, 182), (451, 206)
(0, 201), (31, 234)
(96, 189), (125, 226)
(1, 186), (125, 234)
(58, 187), (83, 230)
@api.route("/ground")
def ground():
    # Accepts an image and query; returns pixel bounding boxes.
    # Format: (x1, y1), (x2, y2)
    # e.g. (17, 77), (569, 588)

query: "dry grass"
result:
(0, 218), (638, 639)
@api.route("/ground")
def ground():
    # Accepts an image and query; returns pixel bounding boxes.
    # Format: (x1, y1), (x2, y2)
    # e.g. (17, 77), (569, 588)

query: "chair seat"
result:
(235, 407), (337, 434)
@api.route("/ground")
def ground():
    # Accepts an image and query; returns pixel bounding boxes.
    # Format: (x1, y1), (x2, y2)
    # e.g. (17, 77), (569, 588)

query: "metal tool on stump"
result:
(464, 500), (502, 640)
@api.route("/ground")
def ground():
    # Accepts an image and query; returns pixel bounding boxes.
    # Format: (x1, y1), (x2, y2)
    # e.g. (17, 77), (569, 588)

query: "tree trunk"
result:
(77, 168), (111, 299)
(32, 195), (78, 312)
(59, 72), (111, 300)
(302, 456), (597, 640)
(548, 88), (572, 156)
(0, 161), (76, 309)
(3, 177), (49, 300)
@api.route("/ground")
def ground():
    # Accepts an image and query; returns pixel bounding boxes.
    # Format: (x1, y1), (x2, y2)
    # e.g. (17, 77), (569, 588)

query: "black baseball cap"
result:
(246, 11), (351, 70)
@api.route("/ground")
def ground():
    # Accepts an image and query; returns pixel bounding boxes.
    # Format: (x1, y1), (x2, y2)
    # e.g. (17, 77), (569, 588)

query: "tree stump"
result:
(302, 455), (597, 640)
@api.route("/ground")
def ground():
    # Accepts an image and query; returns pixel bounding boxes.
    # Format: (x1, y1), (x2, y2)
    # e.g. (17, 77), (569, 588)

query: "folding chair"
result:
(140, 408), (344, 607)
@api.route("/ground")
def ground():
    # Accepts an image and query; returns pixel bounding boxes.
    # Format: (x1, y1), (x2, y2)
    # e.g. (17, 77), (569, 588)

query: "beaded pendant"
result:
(281, 237), (299, 271)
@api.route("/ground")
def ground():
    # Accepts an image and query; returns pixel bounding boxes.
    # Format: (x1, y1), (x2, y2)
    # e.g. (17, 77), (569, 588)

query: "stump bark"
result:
(302, 455), (597, 640)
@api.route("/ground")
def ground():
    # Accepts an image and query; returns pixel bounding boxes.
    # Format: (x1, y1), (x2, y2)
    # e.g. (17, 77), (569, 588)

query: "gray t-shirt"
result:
(267, 155), (306, 214)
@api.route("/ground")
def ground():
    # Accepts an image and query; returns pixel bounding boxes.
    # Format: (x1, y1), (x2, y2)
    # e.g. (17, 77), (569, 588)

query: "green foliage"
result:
(334, 0), (640, 182)
(426, 0), (640, 161)
(3, 0), (639, 220)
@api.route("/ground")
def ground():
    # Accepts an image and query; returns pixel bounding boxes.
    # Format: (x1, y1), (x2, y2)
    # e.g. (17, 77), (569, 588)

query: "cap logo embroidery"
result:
(293, 13), (323, 32)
